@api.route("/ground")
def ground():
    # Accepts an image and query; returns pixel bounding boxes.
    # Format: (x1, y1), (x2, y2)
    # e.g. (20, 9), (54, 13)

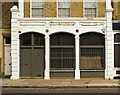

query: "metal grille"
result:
(80, 32), (105, 70)
(50, 33), (75, 69)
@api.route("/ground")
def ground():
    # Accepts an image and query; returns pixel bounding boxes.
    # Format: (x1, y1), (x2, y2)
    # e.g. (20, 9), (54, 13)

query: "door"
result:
(20, 33), (45, 77)
(32, 48), (44, 77)
(5, 44), (11, 75)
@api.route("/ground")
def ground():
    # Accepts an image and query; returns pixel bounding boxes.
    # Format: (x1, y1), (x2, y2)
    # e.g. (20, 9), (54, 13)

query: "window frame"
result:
(30, 0), (44, 18)
(57, 0), (71, 18)
(83, 0), (97, 18)
(114, 33), (120, 68)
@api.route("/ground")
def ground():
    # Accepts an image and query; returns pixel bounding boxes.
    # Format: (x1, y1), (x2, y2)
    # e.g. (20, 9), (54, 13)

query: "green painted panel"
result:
(32, 48), (44, 77)
(20, 49), (32, 77)
(50, 72), (74, 77)
(80, 71), (104, 78)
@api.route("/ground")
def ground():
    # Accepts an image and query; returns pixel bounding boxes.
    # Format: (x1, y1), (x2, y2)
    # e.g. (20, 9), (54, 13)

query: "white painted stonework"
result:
(10, 0), (115, 79)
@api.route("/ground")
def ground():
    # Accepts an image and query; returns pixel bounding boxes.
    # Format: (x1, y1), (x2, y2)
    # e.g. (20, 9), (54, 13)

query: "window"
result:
(80, 33), (105, 70)
(31, 0), (44, 18)
(58, 0), (71, 17)
(114, 33), (120, 67)
(5, 37), (11, 44)
(50, 33), (75, 69)
(84, 0), (97, 17)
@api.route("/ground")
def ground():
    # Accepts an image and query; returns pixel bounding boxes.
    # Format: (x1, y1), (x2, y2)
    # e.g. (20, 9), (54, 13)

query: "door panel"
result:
(20, 32), (45, 77)
(5, 45), (11, 75)
(32, 48), (44, 77)
(20, 49), (32, 77)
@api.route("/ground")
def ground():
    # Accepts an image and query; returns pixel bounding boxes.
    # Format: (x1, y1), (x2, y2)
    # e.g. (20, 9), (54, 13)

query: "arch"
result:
(50, 32), (75, 77)
(80, 32), (105, 78)
(19, 31), (45, 36)
(80, 31), (105, 36)
(20, 32), (45, 77)
(49, 31), (76, 36)
(80, 32), (105, 46)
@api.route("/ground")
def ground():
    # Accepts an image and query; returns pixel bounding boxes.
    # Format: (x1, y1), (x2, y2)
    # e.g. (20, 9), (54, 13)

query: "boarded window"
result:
(58, 0), (71, 17)
(50, 33), (75, 69)
(31, 0), (44, 18)
(84, 0), (97, 17)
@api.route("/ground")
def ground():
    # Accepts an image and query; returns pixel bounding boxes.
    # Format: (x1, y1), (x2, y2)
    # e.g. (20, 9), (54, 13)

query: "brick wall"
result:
(1, 2), (14, 74)
(44, 0), (57, 17)
(2, 2), (14, 29)
(24, 0), (107, 18)
(113, 1), (119, 20)
(97, 0), (106, 17)
(24, 0), (30, 18)
(71, 0), (83, 17)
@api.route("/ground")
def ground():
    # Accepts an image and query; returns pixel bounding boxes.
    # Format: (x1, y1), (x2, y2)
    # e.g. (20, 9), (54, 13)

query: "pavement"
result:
(1, 78), (120, 88)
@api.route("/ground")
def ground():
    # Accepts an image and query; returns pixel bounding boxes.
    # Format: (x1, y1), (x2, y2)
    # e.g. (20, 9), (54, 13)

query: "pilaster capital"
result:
(75, 35), (80, 40)
(11, 6), (19, 12)
(106, 8), (113, 12)
(45, 35), (50, 39)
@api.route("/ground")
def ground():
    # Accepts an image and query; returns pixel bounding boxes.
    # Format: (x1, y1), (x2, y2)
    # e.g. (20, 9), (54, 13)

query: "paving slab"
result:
(1, 78), (120, 88)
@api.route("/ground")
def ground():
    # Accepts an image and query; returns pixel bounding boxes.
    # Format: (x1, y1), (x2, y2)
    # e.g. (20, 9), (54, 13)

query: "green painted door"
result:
(20, 33), (45, 77)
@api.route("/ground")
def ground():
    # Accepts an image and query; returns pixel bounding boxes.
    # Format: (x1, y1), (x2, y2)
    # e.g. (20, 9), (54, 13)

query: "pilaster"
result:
(105, 0), (114, 79)
(75, 35), (80, 79)
(44, 35), (50, 79)
(10, 6), (19, 79)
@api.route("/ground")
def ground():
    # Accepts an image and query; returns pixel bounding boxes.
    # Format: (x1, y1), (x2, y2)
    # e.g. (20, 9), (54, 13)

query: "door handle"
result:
(25, 64), (28, 66)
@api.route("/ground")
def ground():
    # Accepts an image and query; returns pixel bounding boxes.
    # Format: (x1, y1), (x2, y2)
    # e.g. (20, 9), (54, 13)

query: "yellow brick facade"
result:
(2, 2), (14, 29)
(71, 0), (83, 17)
(24, 0), (108, 18)
(23, 0), (120, 19)
(24, 0), (30, 18)
(113, 1), (120, 20)
(44, 0), (57, 17)
(0, 1), (13, 74)
(97, 0), (106, 17)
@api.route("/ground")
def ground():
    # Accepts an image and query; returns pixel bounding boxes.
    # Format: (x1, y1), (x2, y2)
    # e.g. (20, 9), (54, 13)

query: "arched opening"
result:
(20, 32), (45, 77)
(50, 32), (75, 78)
(80, 32), (105, 78)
